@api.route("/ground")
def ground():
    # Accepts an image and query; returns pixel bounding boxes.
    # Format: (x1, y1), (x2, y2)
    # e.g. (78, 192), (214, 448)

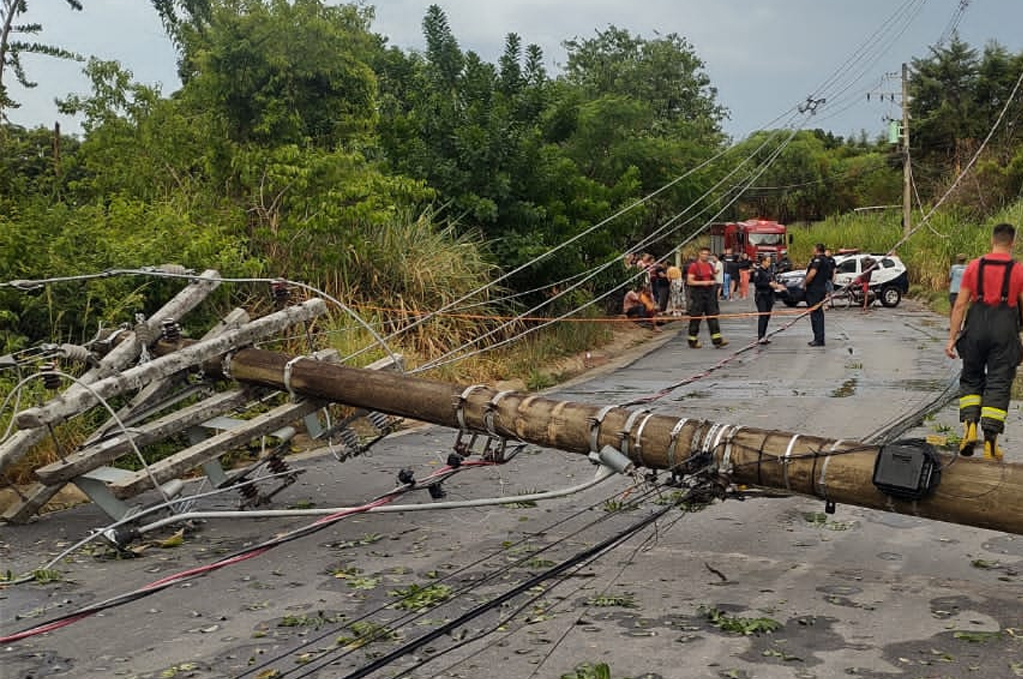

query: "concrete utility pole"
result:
(180, 349), (1023, 537)
(902, 62), (912, 237)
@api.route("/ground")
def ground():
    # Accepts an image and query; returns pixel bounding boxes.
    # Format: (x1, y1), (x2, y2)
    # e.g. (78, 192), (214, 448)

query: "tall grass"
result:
(300, 207), (617, 384)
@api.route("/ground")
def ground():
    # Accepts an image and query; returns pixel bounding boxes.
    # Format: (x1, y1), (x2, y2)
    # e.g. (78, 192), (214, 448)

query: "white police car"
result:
(775, 253), (909, 307)
(832, 253), (909, 307)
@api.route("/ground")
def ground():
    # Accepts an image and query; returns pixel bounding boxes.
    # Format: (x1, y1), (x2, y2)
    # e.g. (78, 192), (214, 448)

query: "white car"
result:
(832, 253), (909, 307)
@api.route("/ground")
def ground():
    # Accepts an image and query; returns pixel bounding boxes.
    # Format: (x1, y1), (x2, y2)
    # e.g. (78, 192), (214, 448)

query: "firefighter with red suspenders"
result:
(946, 223), (1023, 459)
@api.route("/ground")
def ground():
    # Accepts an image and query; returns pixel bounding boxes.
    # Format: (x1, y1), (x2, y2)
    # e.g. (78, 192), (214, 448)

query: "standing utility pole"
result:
(902, 62), (912, 237)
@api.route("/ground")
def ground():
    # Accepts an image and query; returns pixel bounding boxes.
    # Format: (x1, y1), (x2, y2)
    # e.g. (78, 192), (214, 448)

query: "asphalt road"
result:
(3, 299), (1023, 679)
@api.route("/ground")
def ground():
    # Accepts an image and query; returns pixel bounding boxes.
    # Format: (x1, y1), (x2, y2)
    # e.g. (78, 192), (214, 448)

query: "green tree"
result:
(910, 36), (981, 171)
(910, 36), (1023, 212)
(556, 26), (726, 246)
(562, 25), (726, 133)
(0, 122), (80, 205)
(178, 0), (378, 148)
(0, 0), (83, 116)
(0, 0), (209, 117)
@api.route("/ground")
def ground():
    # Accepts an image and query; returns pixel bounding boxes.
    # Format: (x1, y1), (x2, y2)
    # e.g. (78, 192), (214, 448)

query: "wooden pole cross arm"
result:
(219, 350), (1023, 537)
(14, 299), (328, 430)
(0, 269), (223, 475)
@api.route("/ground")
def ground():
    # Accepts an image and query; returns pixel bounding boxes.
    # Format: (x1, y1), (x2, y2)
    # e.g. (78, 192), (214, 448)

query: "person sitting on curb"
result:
(623, 283), (659, 330)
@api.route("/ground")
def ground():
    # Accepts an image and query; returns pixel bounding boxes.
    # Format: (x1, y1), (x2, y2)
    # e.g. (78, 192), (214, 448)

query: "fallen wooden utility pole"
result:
(167, 348), (1022, 537)
(13, 343), (1019, 535)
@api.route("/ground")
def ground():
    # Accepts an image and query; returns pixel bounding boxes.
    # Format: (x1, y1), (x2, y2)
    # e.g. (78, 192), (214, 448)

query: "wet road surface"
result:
(2, 300), (1022, 679)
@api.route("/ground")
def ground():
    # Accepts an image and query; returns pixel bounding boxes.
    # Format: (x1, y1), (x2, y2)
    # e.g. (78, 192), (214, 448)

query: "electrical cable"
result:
(619, 55), (1023, 409)
(336, 137), (767, 365)
(0, 270), (405, 376)
(936, 0), (970, 48)
(261, 445), (719, 679)
(520, 507), (692, 679)
(0, 370), (173, 507)
(409, 501), (693, 679)
(384, 121), (806, 372)
(245, 475), (662, 674)
(2, 467), (300, 586)
(0, 1), (994, 662)
(0, 462), (492, 644)
(239, 476), (665, 679)
(132, 463), (616, 535)
(811, 0), (927, 103)
(336, 503), (675, 679)
(412, 123), (809, 373)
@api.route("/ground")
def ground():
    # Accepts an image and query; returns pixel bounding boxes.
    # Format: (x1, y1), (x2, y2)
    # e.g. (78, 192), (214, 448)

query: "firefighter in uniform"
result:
(946, 223), (1023, 459)
(686, 246), (729, 348)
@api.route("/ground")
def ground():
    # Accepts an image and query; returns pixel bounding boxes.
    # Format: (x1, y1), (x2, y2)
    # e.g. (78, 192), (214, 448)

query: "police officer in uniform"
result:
(686, 246), (729, 348)
(946, 223), (1023, 459)
(751, 254), (786, 344)
(801, 243), (831, 347)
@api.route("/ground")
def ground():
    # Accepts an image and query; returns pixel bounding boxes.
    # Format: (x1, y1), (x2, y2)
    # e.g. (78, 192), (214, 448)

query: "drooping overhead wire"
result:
(936, 0), (970, 47)
(396, 0), (942, 372)
(411, 123), (808, 373)
(339, 140), (755, 364)
(811, 0), (928, 102)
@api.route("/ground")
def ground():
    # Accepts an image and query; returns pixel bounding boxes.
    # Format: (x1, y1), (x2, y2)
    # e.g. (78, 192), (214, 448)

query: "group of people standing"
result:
(622, 247), (803, 347)
(625, 224), (1023, 464)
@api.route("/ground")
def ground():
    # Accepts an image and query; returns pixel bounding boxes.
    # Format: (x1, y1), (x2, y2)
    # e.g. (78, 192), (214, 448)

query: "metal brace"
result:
(452, 430), (513, 462)
(455, 384), (488, 432)
(483, 390), (515, 438)
(666, 418), (690, 474)
(221, 350), (235, 381)
(719, 425), (744, 475)
(819, 439), (843, 514)
(452, 384), (489, 458)
(617, 408), (651, 462)
(452, 430), (479, 457)
(282, 355), (306, 401)
(632, 412), (657, 469)
(587, 405), (616, 459)
(782, 434), (801, 492)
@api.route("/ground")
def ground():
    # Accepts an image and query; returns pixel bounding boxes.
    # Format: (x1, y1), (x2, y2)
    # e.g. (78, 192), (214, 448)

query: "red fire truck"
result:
(708, 220), (790, 262)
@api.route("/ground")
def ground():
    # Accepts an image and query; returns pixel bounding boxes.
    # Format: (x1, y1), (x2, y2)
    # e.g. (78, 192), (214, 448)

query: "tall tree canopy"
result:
(910, 36), (1023, 209)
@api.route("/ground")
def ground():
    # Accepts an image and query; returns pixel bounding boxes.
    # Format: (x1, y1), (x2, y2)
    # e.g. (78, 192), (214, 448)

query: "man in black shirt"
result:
(802, 243), (831, 346)
(721, 248), (739, 301)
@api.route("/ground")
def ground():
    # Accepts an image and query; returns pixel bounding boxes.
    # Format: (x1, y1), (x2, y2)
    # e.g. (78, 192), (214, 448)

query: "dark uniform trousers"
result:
(755, 292), (774, 339)
(806, 288), (826, 344)
(687, 288), (723, 346)
(957, 259), (1023, 436)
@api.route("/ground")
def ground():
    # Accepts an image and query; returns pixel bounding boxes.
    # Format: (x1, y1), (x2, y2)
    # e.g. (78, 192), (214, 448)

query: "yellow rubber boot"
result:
(959, 421), (978, 457)
(984, 438), (1004, 461)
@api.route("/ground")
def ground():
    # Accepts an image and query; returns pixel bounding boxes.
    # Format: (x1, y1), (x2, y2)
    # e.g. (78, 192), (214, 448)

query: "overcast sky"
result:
(7, 0), (1023, 140)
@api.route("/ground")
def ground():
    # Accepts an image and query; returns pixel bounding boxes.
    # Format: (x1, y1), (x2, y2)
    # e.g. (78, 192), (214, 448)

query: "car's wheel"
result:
(880, 286), (901, 307)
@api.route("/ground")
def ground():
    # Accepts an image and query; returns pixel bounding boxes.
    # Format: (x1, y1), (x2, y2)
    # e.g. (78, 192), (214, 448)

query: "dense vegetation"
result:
(1, 1), (1021, 367)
